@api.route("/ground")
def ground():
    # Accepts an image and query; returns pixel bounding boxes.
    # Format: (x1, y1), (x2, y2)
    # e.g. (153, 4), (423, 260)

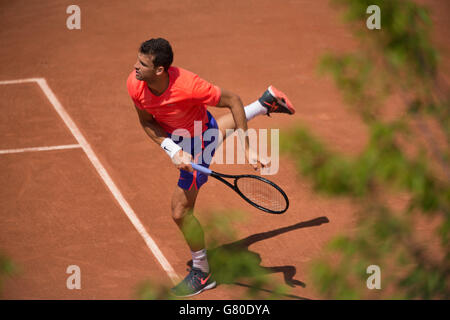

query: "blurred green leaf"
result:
(286, 0), (449, 299)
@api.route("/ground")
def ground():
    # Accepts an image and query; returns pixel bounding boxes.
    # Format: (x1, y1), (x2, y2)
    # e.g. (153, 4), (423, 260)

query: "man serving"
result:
(127, 38), (295, 297)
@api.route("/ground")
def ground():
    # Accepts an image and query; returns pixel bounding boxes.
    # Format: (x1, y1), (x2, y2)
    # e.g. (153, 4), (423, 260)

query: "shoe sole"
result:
(268, 85), (296, 114)
(173, 281), (217, 298)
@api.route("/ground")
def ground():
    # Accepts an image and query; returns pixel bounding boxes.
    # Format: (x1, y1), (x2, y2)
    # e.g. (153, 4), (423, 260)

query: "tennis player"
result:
(127, 38), (295, 297)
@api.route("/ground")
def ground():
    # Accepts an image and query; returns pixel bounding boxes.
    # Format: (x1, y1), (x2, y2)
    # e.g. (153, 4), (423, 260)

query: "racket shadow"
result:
(187, 216), (330, 299)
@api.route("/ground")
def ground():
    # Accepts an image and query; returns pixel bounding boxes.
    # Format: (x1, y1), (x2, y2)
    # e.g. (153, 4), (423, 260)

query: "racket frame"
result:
(191, 163), (289, 214)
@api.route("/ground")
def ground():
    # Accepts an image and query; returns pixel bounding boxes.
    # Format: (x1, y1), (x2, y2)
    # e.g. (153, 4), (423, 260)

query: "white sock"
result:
(244, 100), (267, 121)
(191, 249), (209, 273)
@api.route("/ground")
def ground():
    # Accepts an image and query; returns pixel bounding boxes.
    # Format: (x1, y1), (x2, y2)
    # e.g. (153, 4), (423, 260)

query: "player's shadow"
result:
(187, 216), (329, 300)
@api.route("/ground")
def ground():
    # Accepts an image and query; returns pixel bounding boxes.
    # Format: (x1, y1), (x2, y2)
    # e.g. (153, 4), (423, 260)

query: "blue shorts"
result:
(168, 111), (219, 190)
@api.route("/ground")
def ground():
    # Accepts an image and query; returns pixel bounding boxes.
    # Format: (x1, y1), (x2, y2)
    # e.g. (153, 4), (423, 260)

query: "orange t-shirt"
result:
(127, 67), (221, 136)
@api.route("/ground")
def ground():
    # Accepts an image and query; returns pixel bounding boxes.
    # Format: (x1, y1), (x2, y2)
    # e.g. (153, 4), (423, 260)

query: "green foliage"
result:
(0, 252), (16, 296)
(334, 0), (437, 79)
(282, 0), (450, 299)
(136, 211), (291, 300)
(136, 281), (177, 300)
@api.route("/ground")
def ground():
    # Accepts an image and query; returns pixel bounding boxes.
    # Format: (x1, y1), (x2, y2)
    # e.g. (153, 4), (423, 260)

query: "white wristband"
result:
(161, 138), (182, 159)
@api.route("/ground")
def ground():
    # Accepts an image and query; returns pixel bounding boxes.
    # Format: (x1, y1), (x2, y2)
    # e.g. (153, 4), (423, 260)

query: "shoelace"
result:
(186, 268), (199, 288)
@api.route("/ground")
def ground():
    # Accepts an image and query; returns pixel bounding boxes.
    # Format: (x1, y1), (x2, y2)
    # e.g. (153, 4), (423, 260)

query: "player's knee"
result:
(171, 202), (193, 222)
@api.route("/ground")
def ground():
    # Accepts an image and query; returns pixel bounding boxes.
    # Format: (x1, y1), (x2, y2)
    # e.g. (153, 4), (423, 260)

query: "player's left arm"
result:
(215, 89), (248, 133)
(215, 89), (261, 170)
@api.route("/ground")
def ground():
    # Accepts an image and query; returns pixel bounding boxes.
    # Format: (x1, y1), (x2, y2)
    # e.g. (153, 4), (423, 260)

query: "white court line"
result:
(0, 78), (179, 283)
(0, 144), (81, 155)
(0, 78), (42, 85)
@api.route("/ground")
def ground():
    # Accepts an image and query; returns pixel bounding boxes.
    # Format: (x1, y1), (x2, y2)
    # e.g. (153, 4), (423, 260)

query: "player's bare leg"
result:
(171, 186), (204, 252)
(171, 186), (216, 297)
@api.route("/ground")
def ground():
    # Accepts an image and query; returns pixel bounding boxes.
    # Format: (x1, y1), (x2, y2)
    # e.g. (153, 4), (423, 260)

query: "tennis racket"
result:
(191, 163), (289, 214)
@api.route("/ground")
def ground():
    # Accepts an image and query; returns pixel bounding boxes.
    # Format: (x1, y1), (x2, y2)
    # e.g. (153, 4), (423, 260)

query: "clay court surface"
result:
(0, 0), (448, 299)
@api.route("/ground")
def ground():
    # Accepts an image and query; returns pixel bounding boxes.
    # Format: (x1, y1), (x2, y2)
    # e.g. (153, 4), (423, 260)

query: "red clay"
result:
(0, 0), (448, 300)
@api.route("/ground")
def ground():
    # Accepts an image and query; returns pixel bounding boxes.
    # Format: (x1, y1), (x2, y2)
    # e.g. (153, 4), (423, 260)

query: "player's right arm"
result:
(134, 105), (167, 145)
(134, 105), (193, 172)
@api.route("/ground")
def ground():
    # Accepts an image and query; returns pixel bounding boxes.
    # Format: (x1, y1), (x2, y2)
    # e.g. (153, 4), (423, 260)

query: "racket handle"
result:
(190, 162), (212, 175)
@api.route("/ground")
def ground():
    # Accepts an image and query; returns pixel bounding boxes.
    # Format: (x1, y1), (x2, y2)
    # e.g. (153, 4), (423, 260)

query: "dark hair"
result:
(139, 38), (173, 71)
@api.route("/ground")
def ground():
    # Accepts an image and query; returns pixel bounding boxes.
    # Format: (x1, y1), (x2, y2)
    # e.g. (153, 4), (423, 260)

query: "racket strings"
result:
(236, 177), (287, 212)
